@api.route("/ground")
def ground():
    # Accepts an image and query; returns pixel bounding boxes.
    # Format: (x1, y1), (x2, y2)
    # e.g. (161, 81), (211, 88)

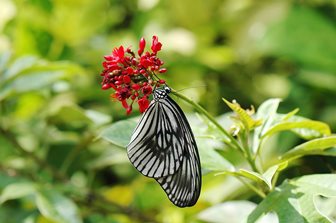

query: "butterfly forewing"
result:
(126, 87), (202, 207)
(127, 95), (185, 178)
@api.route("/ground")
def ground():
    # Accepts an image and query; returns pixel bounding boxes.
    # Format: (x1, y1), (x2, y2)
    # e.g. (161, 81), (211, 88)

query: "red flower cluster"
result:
(100, 36), (167, 114)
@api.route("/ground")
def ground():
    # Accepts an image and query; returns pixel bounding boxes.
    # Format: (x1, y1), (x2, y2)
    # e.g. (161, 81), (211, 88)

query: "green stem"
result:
(60, 132), (94, 175)
(171, 89), (242, 152)
(240, 130), (260, 173)
(271, 171), (280, 189)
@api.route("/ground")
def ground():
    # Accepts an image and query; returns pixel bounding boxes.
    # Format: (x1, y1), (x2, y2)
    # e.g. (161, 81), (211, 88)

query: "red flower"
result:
(151, 36), (162, 54)
(142, 85), (152, 95)
(100, 36), (167, 114)
(138, 97), (150, 113)
(112, 46), (125, 64)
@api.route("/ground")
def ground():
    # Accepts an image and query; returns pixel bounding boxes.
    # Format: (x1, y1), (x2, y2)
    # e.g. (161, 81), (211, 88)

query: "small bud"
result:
(159, 68), (167, 73)
(102, 84), (110, 90)
(138, 37), (146, 56)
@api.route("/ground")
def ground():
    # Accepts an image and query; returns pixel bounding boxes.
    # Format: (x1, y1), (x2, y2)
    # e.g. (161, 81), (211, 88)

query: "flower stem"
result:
(172, 89), (261, 173)
(171, 89), (242, 152)
(240, 130), (260, 173)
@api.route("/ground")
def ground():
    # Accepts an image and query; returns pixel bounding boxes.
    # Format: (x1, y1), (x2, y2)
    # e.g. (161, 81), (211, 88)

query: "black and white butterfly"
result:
(127, 86), (201, 207)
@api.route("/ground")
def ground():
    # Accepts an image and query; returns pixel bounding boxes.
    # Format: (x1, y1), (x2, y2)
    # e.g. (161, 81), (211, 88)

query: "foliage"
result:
(0, 0), (335, 222)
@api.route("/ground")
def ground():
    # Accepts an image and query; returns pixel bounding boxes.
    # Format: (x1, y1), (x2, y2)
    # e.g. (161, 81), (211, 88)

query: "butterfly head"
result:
(154, 86), (171, 100)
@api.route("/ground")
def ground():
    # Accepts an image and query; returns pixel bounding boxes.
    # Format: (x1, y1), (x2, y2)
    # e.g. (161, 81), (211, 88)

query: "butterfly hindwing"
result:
(155, 96), (201, 207)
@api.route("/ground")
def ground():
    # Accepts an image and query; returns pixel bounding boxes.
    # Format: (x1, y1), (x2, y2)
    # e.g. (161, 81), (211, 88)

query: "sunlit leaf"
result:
(0, 52), (11, 75)
(35, 188), (82, 223)
(253, 98), (282, 153)
(84, 109), (112, 126)
(48, 105), (93, 127)
(198, 201), (278, 223)
(198, 139), (234, 172)
(87, 148), (129, 170)
(262, 162), (288, 190)
(102, 185), (133, 206)
(223, 99), (262, 131)
(0, 182), (36, 204)
(281, 136), (336, 161)
(248, 174), (336, 223)
(2, 56), (38, 82)
(262, 120), (331, 140)
(99, 119), (138, 147)
(224, 169), (271, 190)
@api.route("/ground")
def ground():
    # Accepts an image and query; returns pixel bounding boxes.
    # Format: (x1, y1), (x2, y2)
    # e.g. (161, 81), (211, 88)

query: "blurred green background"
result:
(0, 0), (335, 222)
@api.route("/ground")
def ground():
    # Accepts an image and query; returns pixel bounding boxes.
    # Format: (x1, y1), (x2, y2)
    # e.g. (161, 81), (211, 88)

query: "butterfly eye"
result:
(164, 86), (171, 94)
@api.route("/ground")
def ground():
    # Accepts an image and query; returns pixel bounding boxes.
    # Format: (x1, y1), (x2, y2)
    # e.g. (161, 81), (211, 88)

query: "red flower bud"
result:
(126, 105), (132, 115)
(138, 37), (146, 56)
(159, 68), (167, 73)
(102, 83), (110, 90)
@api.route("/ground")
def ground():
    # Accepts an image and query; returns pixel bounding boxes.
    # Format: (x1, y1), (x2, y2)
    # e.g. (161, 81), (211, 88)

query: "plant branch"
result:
(60, 132), (95, 175)
(73, 192), (159, 223)
(240, 130), (260, 173)
(171, 89), (243, 152)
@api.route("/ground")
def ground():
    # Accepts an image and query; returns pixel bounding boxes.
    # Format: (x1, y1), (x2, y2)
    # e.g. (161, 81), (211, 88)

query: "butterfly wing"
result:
(154, 96), (201, 207)
(127, 98), (186, 178)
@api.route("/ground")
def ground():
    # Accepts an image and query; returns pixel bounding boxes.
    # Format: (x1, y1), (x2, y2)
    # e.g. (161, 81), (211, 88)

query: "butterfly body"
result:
(127, 86), (201, 207)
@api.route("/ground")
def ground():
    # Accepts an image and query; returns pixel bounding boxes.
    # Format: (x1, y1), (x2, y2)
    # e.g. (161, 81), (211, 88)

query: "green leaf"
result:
(259, 6), (336, 73)
(48, 105), (93, 127)
(225, 169), (271, 189)
(262, 120), (331, 140)
(262, 162), (288, 190)
(281, 136), (336, 161)
(84, 109), (112, 126)
(223, 99), (261, 130)
(0, 71), (65, 100)
(198, 138), (234, 172)
(35, 188), (82, 223)
(318, 148), (336, 157)
(87, 149), (129, 170)
(0, 52), (11, 74)
(99, 119), (138, 147)
(248, 174), (336, 223)
(0, 182), (36, 204)
(253, 98), (282, 153)
(2, 56), (39, 82)
(198, 201), (278, 223)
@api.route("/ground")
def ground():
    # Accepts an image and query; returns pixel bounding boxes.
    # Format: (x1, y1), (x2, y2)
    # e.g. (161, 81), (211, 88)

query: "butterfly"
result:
(127, 86), (201, 207)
